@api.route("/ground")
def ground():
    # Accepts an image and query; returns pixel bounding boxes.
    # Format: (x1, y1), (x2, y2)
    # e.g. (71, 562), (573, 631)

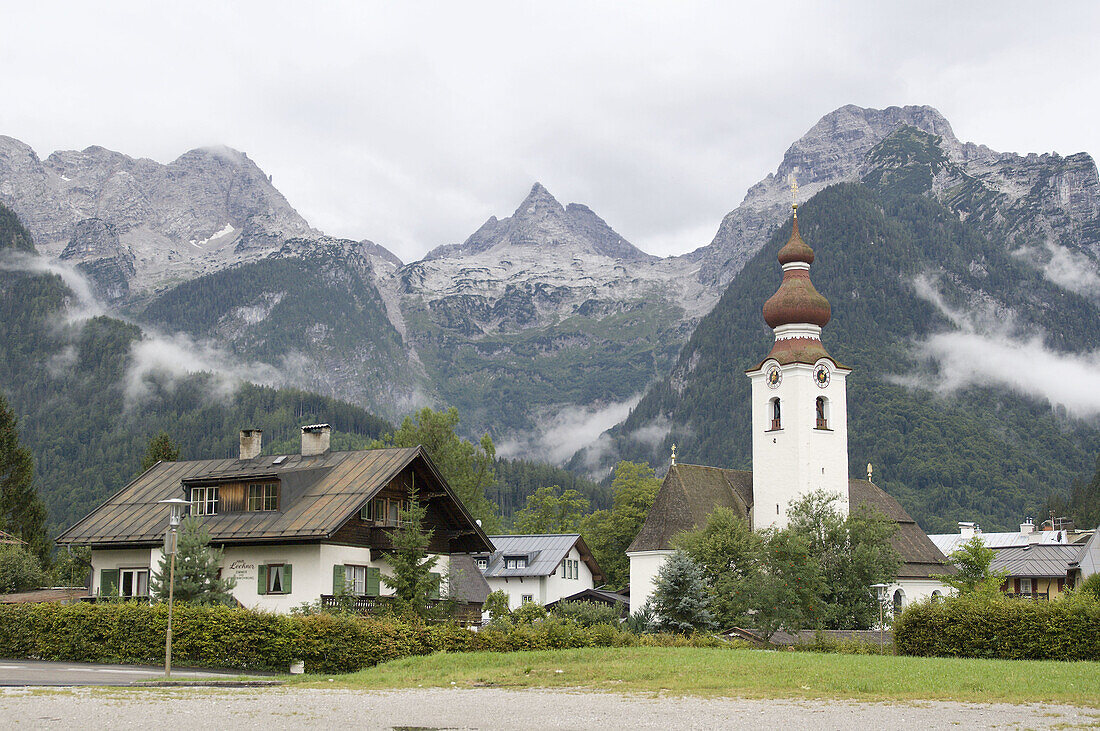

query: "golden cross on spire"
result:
(670, 443), (677, 466)
(789, 174), (799, 215)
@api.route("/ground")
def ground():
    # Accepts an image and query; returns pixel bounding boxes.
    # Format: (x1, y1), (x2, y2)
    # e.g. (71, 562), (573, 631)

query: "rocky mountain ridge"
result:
(0, 136), (320, 296)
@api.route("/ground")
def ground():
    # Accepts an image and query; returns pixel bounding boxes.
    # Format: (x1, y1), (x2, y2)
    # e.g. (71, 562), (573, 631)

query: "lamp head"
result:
(158, 498), (191, 527)
(870, 583), (889, 600)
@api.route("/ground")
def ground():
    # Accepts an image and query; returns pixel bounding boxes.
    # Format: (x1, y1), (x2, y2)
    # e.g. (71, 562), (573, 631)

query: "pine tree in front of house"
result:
(650, 550), (716, 634)
(150, 516), (236, 605)
(382, 487), (442, 617)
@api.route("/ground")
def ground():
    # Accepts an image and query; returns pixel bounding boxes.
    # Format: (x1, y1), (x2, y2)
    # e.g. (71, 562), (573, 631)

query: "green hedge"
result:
(0, 603), (725, 674)
(894, 593), (1100, 661)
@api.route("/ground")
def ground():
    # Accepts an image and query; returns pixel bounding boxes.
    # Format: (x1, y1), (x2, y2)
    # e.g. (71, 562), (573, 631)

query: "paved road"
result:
(0, 659), (252, 686)
(1, 687), (1096, 729)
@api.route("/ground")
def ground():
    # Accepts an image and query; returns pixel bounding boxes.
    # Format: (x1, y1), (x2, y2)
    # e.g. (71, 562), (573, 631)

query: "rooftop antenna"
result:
(670, 443), (677, 466)
(867, 463), (873, 482)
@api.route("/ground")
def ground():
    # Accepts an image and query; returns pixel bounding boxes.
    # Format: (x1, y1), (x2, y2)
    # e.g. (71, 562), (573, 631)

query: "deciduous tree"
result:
(580, 461), (660, 590)
(372, 407), (502, 533)
(942, 535), (1006, 596)
(512, 485), (589, 534)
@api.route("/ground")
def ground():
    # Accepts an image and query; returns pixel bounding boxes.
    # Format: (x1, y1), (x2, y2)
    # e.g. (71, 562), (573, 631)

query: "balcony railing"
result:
(816, 418), (829, 430)
(769, 419), (781, 431)
(1003, 592), (1049, 601)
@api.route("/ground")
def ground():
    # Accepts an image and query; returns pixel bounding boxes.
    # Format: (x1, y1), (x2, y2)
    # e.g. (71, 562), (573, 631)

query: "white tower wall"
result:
(749, 357), (850, 530)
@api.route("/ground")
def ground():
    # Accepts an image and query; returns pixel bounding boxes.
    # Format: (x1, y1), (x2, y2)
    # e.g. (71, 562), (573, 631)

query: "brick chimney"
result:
(301, 424), (331, 457)
(239, 429), (263, 460)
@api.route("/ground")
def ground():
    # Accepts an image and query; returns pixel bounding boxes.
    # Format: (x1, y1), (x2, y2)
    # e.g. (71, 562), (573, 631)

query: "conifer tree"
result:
(140, 431), (181, 473)
(0, 391), (48, 561)
(150, 516), (236, 605)
(650, 550), (716, 634)
(381, 487), (441, 616)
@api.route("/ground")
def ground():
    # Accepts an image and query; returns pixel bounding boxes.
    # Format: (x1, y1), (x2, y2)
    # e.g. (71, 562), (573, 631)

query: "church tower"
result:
(745, 200), (850, 530)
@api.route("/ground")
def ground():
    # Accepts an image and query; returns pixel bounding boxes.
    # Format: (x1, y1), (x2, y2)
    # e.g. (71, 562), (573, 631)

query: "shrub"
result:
(512, 601), (548, 625)
(0, 602), (736, 674)
(895, 592), (1100, 661)
(549, 600), (624, 627)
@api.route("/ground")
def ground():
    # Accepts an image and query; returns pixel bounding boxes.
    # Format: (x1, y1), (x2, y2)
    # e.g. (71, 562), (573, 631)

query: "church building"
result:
(627, 200), (952, 617)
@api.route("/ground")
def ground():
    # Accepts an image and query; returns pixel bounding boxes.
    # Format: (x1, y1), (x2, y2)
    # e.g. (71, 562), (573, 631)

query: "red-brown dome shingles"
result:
(762, 269), (831, 328)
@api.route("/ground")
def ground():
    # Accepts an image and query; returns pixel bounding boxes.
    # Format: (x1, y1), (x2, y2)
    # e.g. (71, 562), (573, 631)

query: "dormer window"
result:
(248, 482), (279, 511)
(191, 485), (219, 516)
(504, 556), (527, 570)
(475, 556), (489, 570)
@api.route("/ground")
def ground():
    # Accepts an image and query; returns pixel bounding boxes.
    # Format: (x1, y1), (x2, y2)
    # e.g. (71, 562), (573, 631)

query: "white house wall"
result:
(484, 545), (593, 610)
(627, 549), (672, 615)
(89, 543), (450, 614)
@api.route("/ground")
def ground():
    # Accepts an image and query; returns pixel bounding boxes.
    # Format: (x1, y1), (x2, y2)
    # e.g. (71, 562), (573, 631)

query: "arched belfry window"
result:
(769, 398), (781, 431)
(816, 396), (829, 430)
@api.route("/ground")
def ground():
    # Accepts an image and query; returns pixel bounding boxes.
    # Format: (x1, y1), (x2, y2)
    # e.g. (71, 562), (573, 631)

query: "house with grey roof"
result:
(991, 544), (1082, 600)
(57, 425), (493, 615)
(474, 534), (604, 610)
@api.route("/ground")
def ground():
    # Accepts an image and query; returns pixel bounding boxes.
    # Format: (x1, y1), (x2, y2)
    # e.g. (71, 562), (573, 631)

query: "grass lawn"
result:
(295, 646), (1100, 706)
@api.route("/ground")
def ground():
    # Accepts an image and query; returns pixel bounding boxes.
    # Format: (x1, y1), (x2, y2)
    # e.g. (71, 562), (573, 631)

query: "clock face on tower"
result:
(814, 363), (831, 388)
(766, 365), (782, 389)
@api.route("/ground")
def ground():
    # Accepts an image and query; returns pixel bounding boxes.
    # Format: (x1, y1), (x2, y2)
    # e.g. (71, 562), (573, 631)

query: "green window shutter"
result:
(257, 564), (268, 595)
(333, 564), (346, 593)
(366, 566), (380, 597)
(100, 569), (119, 597)
(283, 564), (292, 594)
(429, 571), (441, 600)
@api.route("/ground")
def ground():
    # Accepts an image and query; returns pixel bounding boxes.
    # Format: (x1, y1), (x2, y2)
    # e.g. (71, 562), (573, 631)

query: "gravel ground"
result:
(1, 686), (1097, 729)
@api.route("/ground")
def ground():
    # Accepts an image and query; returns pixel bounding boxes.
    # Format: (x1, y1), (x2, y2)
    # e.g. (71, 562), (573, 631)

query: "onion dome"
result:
(777, 216), (815, 265)
(762, 214), (831, 329)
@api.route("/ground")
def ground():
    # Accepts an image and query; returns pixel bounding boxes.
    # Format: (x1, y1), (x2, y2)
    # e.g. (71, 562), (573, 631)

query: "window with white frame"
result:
(521, 594), (534, 604)
(505, 556), (527, 570)
(119, 568), (149, 598)
(475, 556), (488, 570)
(190, 485), (219, 516)
(1020, 577), (1033, 595)
(345, 565), (368, 595)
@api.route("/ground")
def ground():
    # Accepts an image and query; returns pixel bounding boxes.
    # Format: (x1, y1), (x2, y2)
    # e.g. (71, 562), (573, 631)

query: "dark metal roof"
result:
(991, 544), (1081, 578)
(56, 446), (493, 552)
(546, 587), (630, 608)
(627, 464), (951, 578)
(448, 554), (492, 605)
(481, 534), (604, 583)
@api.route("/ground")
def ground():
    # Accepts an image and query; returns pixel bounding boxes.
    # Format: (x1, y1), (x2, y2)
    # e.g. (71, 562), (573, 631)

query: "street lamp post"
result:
(870, 583), (889, 650)
(158, 498), (190, 678)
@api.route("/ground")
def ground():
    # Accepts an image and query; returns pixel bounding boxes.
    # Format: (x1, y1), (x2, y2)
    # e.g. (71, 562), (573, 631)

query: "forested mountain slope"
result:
(598, 182), (1100, 533)
(138, 236), (424, 418)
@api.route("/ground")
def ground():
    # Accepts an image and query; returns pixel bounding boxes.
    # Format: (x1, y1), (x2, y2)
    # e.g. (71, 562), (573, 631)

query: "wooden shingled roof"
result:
(56, 446), (493, 552)
(627, 464), (952, 578)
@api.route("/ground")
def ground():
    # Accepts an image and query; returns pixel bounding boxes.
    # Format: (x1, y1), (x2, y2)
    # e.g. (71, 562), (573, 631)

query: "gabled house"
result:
(475, 534), (604, 610)
(57, 425), (493, 614)
(991, 544), (1081, 599)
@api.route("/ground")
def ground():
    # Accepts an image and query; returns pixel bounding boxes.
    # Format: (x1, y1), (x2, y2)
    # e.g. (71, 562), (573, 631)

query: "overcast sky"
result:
(2, 2), (1097, 262)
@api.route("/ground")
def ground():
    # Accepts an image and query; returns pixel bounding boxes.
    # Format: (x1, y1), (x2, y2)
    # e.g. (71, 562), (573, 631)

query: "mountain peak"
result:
(422, 183), (653, 262)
